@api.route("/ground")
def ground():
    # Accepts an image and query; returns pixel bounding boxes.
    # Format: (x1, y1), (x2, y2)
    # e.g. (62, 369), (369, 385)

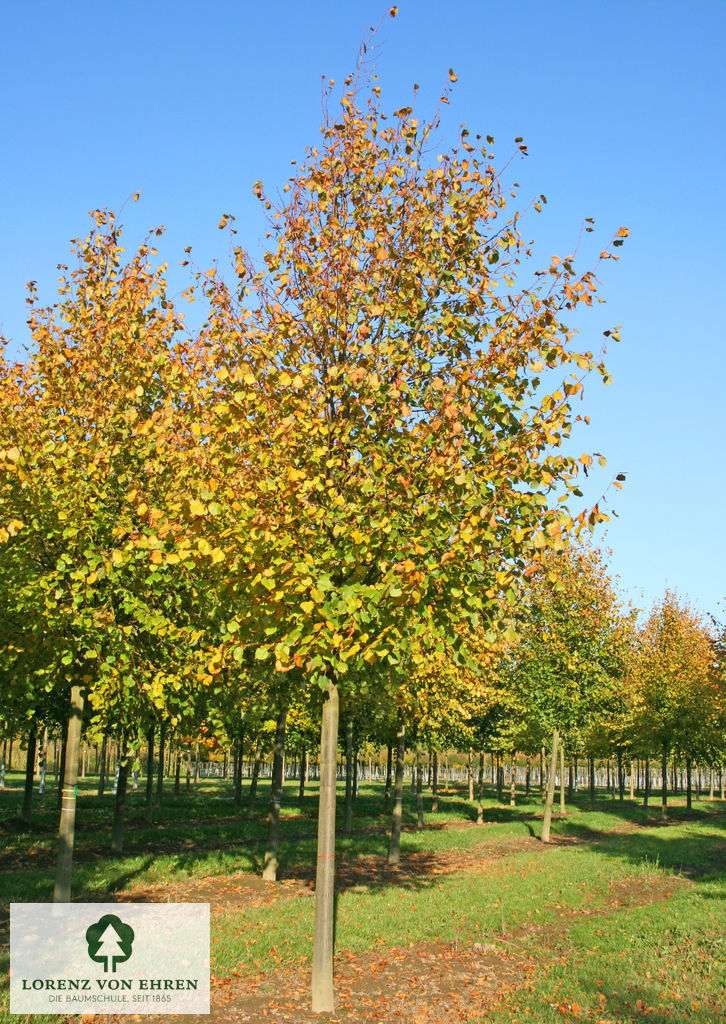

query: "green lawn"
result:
(1, 773), (724, 1022)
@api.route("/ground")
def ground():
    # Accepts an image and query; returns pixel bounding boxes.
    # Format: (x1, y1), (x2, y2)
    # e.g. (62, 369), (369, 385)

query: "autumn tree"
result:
(0, 211), (218, 896)
(174, 13), (630, 1007)
(509, 541), (630, 841)
(633, 591), (718, 816)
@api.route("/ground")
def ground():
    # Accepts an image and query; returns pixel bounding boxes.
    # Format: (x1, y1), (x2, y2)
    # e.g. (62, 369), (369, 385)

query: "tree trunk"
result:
(467, 750), (474, 802)
(156, 720), (166, 805)
(617, 750), (625, 802)
(110, 751), (129, 855)
(22, 723), (37, 824)
(661, 744), (668, 821)
(559, 739), (566, 815)
(644, 756), (650, 807)
(344, 717), (353, 835)
(525, 757), (531, 796)
(145, 724), (154, 824)
(709, 767), (714, 801)
(589, 756), (596, 802)
(432, 750), (439, 813)
(476, 750), (484, 824)
(509, 753), (516, 806)
(234, 732), (244, 807)
(629, 760), (635, 800)
(541, 728), (560, 844)
(193, 742), (200, 785)
(387, 717), (406, 865)
(263, 705), (288, 881)
(384, 744), (393, 812)
(38, 727), (48, 795)
(53, 685), (84, 901)
(540, 747), (546, 799)
(686, 756), (692, 811)
(97, 733), (108, 797)
(353, 747), (359, 800)
(56, 716), (68, 811)
(247, 743), (262, 820)
(416, 743), (424, 829)
(299, 747), (307, 801)
(173, 748), (181, 795)
(311, 681), (339, 1014)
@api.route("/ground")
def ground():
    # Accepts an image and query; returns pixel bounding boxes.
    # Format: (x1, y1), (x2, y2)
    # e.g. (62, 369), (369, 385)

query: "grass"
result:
(1, 771), (725, 1022)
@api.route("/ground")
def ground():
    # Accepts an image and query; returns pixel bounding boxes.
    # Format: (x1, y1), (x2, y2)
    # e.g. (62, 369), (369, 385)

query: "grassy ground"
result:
(1, 771), (724, 1022)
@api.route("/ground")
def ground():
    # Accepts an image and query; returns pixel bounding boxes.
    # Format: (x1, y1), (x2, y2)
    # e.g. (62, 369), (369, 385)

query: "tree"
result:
(183, 17), (627, 1008)
(509, 541), (630, 841)
(633, 591), (717, 817)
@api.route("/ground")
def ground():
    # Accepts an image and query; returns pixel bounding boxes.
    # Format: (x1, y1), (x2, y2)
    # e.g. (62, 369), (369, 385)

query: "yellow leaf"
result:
(189, 498), (206, 516)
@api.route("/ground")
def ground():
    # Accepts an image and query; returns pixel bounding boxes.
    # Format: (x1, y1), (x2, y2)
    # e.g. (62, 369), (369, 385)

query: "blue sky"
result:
(1, 1), (724, 620)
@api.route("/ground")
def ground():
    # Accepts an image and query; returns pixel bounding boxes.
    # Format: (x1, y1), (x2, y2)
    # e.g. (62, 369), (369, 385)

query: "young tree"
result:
(633, 591), (718, 818)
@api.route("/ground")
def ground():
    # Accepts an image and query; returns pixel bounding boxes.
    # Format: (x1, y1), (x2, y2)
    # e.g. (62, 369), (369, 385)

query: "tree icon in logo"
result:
(86, 914), (135, 973)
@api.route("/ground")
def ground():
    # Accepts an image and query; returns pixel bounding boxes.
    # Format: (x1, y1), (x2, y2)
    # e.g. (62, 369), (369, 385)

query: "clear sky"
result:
(1, 0), (724, 620)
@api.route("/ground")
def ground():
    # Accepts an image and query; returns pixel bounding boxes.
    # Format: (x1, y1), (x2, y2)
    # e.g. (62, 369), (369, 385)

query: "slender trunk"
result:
(111, 749), (129, 855)
(416, 743), (424, 829)
(298, 747), (307, 801)
(174, 749), (181, 795)
(193, 742), (199, 785)
(661, 744), (668, 821)
(686, 756), (692, 811)
(559, 739), (566, 815)
(156, 720), (166, 805)
(617, 750), (625, 802)
(525, 757), (531, 796)
(709, 768), (714, 801)
(263, 705), (288, 881)
(589, 756), (596, 803)
(234, 732), (244, 807)
(344, 717), (353, 836)
(144, 724), (154, 824)
(387, 717), (406, 865)
(509, 753), (516, 806)
(97, 734), (108, 797)
(353, 748), (359, 800)
(56, 717), (68, 811)
(644, 757), (650, 807)
(38, 727), (48, 795)
(384, 744), (393, 812)
(629, 761), (635, 800)
(541, 728), (560, 844)
(496, 753), (503, 801)
(246, 744), (261, 820)
(720, 765), (725, 801)
(540, 747), (546, 799)
(477, 750), (485, 824)
(311, 681), (339, 1014)
(567, 757), (573, 800)
(53, 686), (84, 902)
(573, 754), (578, 794)
(467, 750), (474, 802)
(185, 748), (191, 790)
(432, 750), (438, 813)
(22, 723), (37, 824)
